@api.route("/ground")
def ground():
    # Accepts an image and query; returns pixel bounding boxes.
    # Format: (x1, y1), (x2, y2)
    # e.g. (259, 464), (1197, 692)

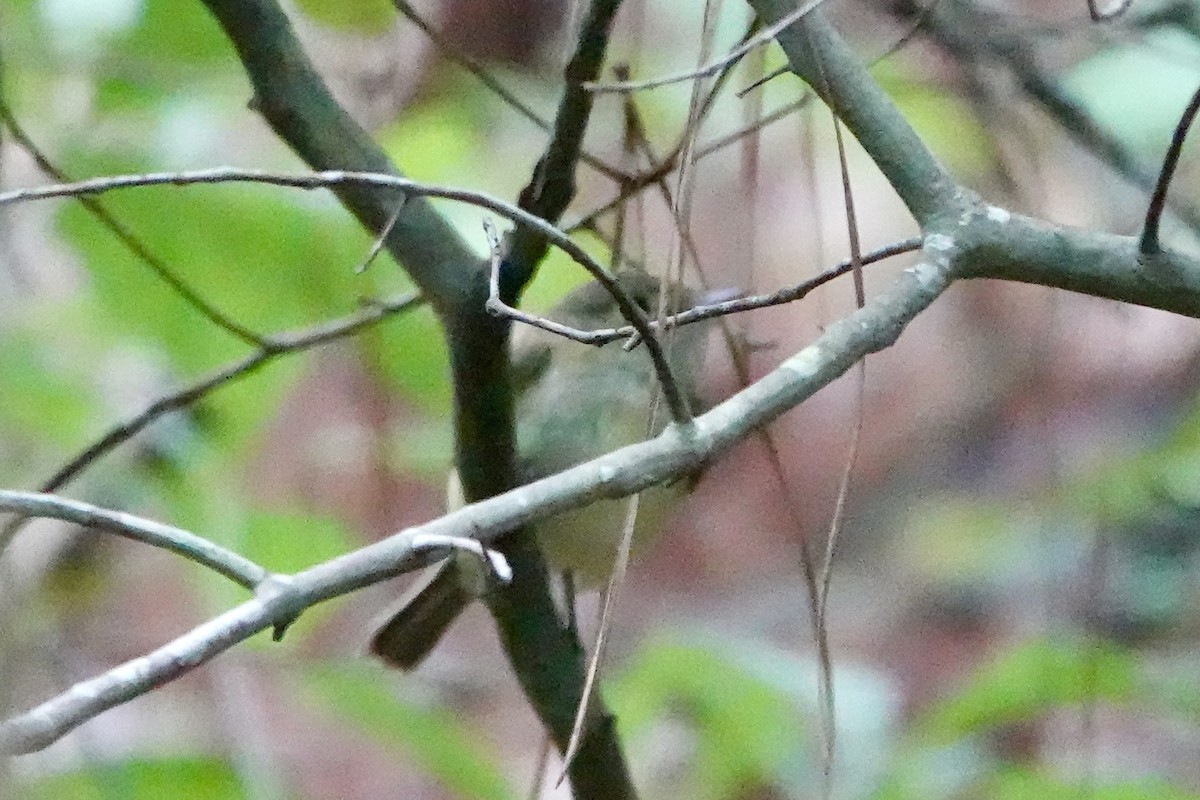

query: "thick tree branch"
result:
(955, 204), (1200, 315)
(748, 0), (964, 227)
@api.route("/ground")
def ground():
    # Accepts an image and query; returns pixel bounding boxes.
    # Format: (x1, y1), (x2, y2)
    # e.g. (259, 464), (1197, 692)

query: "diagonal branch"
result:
(748, 0), (963, 227)
(390, 0), (629, 182)
(37, 291), (422, 495)
(0, 95), (266, 348)
(506, 0), (625, 291)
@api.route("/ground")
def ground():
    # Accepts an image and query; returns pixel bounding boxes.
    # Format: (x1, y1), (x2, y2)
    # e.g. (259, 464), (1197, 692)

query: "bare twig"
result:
(1142, 82), (1200, 254)
(354, 200), (404, 273)
(584, 0), (827, 93)
(0, 490), (269, 589)
(36, 291), (423, 496)
(566, 21), (761, 237)
(0, 98), (266, 348)
(389, 0), (628, 182)
(483, 221), (632, 346)
(549, 238), (922, 345)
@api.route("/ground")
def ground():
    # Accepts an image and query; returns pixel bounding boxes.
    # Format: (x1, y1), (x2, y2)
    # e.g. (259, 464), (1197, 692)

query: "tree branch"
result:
(0, 491), (268, 589)
(748, 0), (964, 227)
(38, 291), (422, 496)
(1, 247), (953, 758)
(193, 2), (636, 793)
(507, 0), (624, 287)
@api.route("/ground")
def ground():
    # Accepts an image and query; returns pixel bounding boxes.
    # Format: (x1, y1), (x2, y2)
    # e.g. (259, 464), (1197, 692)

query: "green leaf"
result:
(123, 0), (233, 65)
(916, 636), (1138, 744)
(298, 662), (515, 800)
(242, 509), (353, 574)
(293, 0), (395, 35)
(988, 765), (1200, 800)
(609, 637), (806, 800)
(18, 757), (243, 800)
(0, 323), (98, 447)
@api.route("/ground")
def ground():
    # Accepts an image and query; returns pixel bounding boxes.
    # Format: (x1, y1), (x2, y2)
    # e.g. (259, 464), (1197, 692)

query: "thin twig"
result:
(354, 200), (404, 273)
(584, 0), (827, 93)
(558, 491), (641, 778)
(482, 220), (630, 345)
(0, 166), (695, 417)
(0, 490), (269, 589)
(0, 99), (267, 348)
(545, 238), (922, 344)
(38, 291), (423, 496)
(1142, 82), (1200, 254)
(566, 20), (761, 236)
(389, 0), (628, 182)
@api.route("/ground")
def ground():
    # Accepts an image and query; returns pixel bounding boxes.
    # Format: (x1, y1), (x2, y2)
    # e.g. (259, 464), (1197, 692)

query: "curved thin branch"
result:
(1142, 82), (1200, 254)
(584, 0), (827, 94)
(0, 490), (269, 589)
(37, 291), (422, 496)
(0, 98), (265, 348)
(0, 166), (692, 422)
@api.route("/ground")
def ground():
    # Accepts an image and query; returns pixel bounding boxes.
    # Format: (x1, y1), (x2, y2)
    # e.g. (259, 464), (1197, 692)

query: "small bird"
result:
(369, 271), (710, 669)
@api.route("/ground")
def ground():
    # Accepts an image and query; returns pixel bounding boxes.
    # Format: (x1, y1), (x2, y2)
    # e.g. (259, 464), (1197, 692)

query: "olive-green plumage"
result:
(369, 272), (709, 669)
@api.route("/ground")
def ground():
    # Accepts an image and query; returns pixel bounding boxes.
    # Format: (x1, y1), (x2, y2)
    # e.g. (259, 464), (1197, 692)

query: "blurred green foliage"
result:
(610, 637), (808, 799)
(299, 663), (516, 800)
(4, 0), (1200, 798)
(19, 757), (244, 800)
(293, 0), (395, 35)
